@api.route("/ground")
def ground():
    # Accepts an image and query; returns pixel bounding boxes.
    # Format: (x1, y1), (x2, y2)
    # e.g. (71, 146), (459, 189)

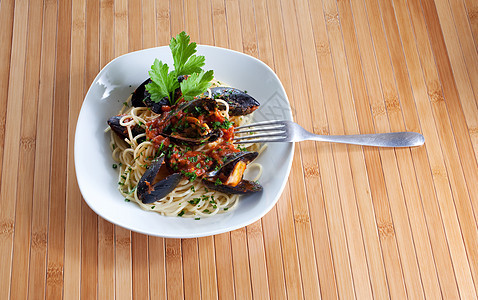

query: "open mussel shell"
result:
(159, 98), (221, 145)
(207, 151), (258, 178)
(107, 115), (145, 140)
(203, 179), (262, 194)
(165, 129), (222, 146)
(179, 96), (217, 113)
(209, 87), (260, 116)
(137, 155), (183, 204)
(204, 151), (262, 194)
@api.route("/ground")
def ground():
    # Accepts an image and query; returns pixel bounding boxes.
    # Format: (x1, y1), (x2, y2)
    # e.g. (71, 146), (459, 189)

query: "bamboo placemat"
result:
(1, 0), (478, 298)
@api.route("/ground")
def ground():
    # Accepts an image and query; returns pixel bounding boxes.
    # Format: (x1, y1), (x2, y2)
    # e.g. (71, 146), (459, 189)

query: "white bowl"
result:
(75, 45), (294, 238)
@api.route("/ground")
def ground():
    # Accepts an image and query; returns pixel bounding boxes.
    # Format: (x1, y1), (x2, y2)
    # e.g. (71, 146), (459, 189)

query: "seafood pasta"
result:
(107, 82), (263, 218)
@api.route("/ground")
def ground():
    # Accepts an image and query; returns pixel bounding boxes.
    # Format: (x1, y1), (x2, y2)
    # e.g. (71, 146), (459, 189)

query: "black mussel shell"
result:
(107, 115), (145, 140)
(179, 97), (217, 114)
(158, 98), (220, 145)
(131, 78), (151, 108)
(166, 129), (223, 145)
(202, 179), (263, 194)
(203, 151), (261, 194)
(139, 173), (183, 204)
(207, 151), (259, 178)
(209, 87), (260, 116)
(137, 156), (183, 204)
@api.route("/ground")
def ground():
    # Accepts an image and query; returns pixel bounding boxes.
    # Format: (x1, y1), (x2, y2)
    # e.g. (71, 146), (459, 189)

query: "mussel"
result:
(158, 98), (222, 145)
(203, 151), (263, 194)
(165, 130), (222, 145)
(209, 87), (260, 116)
(137, 155), (183, 204)
(107, 115), (145, 140)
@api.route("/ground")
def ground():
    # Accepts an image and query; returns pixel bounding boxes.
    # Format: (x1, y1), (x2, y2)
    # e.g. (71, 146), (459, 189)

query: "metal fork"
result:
(234, 120), (425, 147)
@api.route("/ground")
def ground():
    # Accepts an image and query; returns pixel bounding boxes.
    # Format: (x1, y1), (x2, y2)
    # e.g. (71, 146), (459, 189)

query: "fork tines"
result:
(234, 120), (287, 144)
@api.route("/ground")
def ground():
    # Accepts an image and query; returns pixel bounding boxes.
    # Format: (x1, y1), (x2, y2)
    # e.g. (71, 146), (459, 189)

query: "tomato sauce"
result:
(145, 98), (241, 180)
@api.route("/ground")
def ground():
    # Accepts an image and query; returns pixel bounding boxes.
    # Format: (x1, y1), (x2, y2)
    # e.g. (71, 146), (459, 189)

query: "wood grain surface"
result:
(1, 0), (477, 298)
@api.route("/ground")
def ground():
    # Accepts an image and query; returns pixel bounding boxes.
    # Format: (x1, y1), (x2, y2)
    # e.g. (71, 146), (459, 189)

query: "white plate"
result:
(75, 45), (294, 238)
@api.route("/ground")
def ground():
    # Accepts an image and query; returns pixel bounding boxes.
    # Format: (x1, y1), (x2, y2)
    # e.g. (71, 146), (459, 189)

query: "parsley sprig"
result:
(145, 31), (213, 105)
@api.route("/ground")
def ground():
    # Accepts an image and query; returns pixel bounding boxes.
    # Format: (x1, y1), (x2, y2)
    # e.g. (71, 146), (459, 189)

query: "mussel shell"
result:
(139, 173), (183, 204)
(159, 98), (220, 145)
(107, 115), (145, 140)
(137, 156), (183, 204)
(207, 151), (259, 178)
(131, 78), (151, 108)
(202, 179), (263, 194)
(166, 129), (222, 145)
(209, 87), (260, 116)
(179, 97), (217, 114)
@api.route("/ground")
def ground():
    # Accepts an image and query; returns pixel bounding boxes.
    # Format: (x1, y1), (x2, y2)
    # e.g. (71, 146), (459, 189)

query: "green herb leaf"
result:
(180, 70), (214, 101)
(146, 59), (179, 103)
(169, 32), (205, 76)
(178, 55), (205, 76)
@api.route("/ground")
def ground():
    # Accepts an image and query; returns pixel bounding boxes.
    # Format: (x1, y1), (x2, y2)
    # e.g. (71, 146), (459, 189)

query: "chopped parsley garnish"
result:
(188, 198), (201, 205)
(124, 199), (130, 202)
(215, 178), (222, 185)
(195, 217), (200, 220)
(181, 170), (197, 182)
(112, 164), (117, 169)
(178, 210), (185, 217)
(212, 119), (233, 130)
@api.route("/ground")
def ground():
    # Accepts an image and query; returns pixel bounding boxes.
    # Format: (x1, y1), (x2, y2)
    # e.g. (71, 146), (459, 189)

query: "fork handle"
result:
(309, 132), (425, 147)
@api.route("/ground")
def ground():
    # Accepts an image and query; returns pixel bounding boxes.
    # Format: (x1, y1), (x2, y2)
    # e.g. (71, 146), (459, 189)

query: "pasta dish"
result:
(107, 85), (263, 218)
(105, 31), (263, 218)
